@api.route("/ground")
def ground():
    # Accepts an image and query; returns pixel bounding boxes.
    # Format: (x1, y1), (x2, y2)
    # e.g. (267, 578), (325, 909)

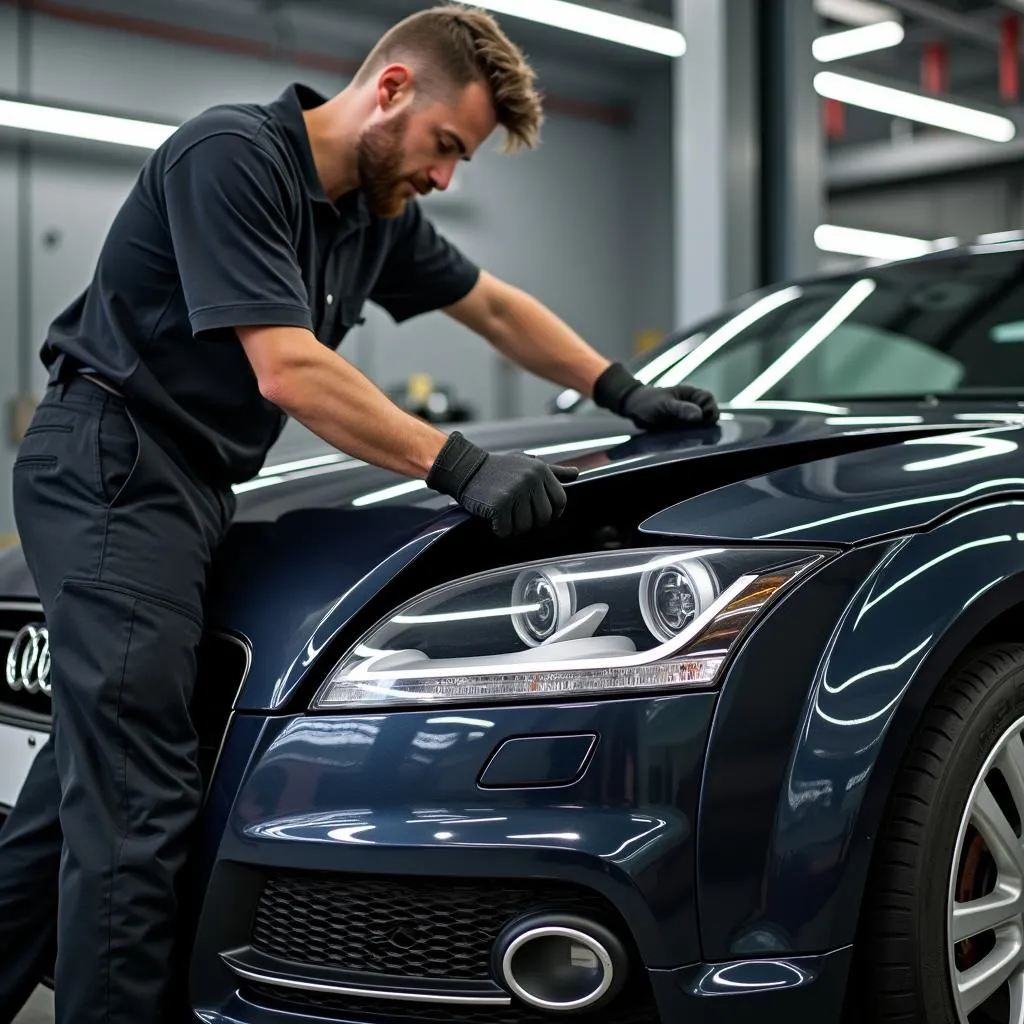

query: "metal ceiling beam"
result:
(828, 117), (1024, 191)
(883, 0), (1001, 48)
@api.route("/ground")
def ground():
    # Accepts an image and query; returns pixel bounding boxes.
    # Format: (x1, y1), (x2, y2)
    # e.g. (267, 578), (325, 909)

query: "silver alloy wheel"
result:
(948, 714), (1024, 1022)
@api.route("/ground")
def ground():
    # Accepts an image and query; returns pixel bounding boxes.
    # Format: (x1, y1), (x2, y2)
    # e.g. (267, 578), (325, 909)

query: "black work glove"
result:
(427, 431), (579, 538)
(593, 362), (719, 430)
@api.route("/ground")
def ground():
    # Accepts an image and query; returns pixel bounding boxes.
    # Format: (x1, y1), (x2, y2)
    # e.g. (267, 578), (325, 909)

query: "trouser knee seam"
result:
(107, 596), (136, 1016)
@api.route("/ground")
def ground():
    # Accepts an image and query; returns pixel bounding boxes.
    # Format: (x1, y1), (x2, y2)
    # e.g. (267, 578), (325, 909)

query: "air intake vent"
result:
(246, 871), (660, 1023)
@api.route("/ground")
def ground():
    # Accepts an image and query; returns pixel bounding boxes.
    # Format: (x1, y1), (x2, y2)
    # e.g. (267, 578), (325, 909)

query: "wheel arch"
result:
(697, 499), (1024, 961)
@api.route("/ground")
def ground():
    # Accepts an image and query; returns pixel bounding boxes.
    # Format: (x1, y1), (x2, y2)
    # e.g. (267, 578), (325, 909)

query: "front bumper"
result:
(193, 948), (854, 1024)
(189, 693), (717, 1022)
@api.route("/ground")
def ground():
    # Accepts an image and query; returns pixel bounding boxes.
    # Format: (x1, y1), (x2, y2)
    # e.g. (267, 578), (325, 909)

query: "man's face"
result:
(357, 78), (497, 218)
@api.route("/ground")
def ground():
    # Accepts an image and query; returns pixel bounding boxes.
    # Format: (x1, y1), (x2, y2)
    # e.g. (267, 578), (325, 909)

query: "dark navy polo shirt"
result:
(41, 83), (481, 485)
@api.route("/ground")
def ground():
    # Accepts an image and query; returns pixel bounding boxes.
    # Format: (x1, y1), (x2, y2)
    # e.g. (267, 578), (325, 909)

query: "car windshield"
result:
(566, 246), (1024, 412)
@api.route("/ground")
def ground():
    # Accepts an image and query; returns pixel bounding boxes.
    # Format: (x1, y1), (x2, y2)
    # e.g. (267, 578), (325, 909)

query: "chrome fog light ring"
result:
(493, 913), (628, 1013)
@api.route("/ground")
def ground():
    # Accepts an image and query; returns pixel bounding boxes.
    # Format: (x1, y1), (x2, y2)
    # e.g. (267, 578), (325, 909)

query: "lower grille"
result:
(251, 872), (616, 981)
(245, 981), (660, 1023)
(248, 871), (661, 1023)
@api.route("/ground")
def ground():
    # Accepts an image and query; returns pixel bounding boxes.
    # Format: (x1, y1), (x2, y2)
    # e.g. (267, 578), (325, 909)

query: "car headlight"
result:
(311, 545), (827, 711)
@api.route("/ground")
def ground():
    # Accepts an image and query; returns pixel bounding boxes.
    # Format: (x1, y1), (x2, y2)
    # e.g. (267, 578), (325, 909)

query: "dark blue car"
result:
(6, 241), (1024, 1023)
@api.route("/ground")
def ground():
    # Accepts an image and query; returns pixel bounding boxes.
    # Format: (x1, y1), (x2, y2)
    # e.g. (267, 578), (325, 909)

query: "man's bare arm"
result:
(237, 324), (447, 478)
(445, 271), (611, 395)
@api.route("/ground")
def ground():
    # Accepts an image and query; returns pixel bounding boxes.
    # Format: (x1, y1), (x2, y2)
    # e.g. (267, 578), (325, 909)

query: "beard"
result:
(356, 112), (416, 219)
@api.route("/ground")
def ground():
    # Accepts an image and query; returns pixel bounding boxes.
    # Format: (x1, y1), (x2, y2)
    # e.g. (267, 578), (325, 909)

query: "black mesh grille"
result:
(248, 871), (661, 1022)
(245, 981), (660, 1024)
(251, 872), (616, 980)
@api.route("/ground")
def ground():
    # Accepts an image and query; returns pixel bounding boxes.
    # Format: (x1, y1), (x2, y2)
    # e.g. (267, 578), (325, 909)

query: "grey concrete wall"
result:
(0, 2), (674, 538)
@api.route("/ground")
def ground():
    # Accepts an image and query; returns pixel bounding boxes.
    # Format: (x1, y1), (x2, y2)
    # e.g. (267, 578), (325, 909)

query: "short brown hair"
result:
(355, 4), (544, 152)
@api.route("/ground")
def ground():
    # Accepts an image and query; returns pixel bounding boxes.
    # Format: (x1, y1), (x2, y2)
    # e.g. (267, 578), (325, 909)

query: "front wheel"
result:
(851, 644), (1024, 1023)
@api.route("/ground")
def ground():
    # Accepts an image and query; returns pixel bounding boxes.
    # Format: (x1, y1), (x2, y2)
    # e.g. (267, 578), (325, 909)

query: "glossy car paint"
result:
(643, 420), (1024, 544)
(697, 500), (1024, 958)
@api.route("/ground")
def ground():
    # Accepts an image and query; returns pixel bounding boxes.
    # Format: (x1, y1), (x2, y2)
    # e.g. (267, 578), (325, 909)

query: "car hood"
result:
(230, 402), (1008, 522)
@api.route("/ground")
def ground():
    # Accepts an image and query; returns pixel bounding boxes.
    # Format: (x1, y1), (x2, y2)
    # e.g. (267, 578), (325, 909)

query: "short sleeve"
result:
(369, 200), (480, 323)
(163, 133), (313, 338)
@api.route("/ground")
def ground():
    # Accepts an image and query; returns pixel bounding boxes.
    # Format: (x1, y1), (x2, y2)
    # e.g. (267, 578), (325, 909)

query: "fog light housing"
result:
(493, 913), (628, 1013)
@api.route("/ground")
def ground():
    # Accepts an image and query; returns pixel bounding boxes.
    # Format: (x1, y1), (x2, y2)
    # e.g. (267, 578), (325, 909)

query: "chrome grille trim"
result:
(220, 948), (512, 1006)
(0, 603), (43, 614)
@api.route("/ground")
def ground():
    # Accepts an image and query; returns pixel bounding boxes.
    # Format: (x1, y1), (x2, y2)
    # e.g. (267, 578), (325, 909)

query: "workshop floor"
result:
(15, 988), (52, 1023)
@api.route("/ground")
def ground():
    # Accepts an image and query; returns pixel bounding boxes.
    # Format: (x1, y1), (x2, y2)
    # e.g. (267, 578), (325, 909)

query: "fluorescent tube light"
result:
(814, 71), (1017, 142)
(815, 0), (899, 26)
(472, 0), (685, 56)
(813, 20), (904, 61)
(814, 224), (940, 260)
(0, 97), (177, 149)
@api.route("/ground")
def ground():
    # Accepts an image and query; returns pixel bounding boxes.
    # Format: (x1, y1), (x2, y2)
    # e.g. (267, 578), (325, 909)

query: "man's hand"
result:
(427, 431), (579, 538)
(592, 362), (719, 431)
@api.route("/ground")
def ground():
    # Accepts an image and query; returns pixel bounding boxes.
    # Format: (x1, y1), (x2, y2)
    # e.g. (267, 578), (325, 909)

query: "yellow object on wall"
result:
(634, 329), (663, 354)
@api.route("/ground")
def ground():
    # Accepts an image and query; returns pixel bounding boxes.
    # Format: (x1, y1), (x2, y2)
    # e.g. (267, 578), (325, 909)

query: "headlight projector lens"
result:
(640, 559), (718, 642)
(511, 567), (575, 647)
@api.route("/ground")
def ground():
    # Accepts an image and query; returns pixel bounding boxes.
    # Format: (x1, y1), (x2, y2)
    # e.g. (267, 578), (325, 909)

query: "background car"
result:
(7, 241), (1024, 1022)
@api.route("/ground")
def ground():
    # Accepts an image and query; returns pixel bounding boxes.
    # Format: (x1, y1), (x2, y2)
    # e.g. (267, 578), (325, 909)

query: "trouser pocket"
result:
(96, 402), (140, 509)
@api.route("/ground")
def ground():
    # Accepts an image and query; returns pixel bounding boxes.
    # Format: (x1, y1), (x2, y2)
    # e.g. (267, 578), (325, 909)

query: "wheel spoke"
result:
(972, 782), (1024, 878)
(953, 886), (1023, 944)
(958, 927), (1023, 1014)
(999, 734), (1024, 826)
(1011, 968), (1024, 1024)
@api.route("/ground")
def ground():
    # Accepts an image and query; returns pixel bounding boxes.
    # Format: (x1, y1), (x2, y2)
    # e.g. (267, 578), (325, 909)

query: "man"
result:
(0, 5), (717, 1023)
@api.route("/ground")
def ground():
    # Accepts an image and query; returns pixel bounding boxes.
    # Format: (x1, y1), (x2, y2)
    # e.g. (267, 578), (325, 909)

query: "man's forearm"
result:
(239, 326), (447, 479)
(459, 279), (612, 395)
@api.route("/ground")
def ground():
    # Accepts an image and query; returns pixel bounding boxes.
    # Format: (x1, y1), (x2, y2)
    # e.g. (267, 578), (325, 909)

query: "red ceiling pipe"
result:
(1001, 13), (1020, 103)
(824, 97), (845, 140)
(921, 40), (948, 94)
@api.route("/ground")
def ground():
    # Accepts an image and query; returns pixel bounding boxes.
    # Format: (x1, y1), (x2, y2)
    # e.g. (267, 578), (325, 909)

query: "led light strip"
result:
(472, 0), (685, 56)
(0, 97), (176, 149)
(814, 71), (1017, 142)
(814, 224), (945, 260)
(813, 21), (904, 62)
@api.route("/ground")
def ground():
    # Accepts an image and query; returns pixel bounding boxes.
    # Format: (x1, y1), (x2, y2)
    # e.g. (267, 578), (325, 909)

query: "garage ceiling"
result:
(819, 0), (1024, 148)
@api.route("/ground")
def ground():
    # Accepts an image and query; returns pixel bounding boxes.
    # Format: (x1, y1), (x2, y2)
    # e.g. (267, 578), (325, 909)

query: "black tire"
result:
(849, 643), (1024, 1023)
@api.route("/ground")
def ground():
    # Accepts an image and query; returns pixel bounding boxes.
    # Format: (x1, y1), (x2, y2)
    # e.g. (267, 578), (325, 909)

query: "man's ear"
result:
(377, 64), (414, 111)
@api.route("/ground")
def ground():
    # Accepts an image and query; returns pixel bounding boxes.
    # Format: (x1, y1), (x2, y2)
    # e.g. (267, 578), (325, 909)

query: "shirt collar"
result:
(269, 83), (369, 226)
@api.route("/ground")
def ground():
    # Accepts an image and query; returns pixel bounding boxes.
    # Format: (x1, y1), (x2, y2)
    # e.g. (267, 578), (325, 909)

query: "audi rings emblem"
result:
(5, 624), (51, 696)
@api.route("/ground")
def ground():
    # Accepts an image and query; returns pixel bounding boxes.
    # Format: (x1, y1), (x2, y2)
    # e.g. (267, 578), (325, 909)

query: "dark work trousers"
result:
(0, 374), (234, 1023)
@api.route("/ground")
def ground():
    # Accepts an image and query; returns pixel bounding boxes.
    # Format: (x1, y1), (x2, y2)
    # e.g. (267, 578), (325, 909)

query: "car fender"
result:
(697, 499), (1024, 960)
(642, 424), (1024, 545)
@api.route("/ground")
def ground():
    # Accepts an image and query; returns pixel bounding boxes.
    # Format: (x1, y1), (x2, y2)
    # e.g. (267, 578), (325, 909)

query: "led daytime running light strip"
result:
(314, 561), (817, 711)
